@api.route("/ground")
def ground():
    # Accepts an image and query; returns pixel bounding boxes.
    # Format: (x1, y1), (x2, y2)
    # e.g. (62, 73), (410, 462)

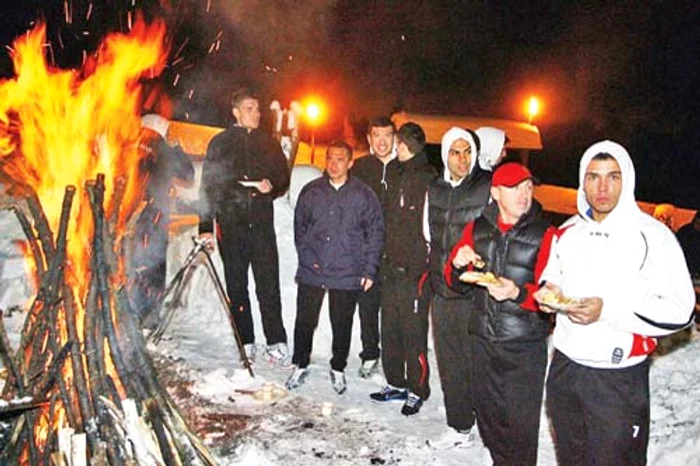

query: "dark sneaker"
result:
(330, 370), (347, 394)
(401, 393), (423, 416)
(369, 385), (408, 402)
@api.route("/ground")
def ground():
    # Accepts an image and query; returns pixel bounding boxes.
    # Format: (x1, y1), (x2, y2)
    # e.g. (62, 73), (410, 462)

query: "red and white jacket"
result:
(542, 141), (695, 368)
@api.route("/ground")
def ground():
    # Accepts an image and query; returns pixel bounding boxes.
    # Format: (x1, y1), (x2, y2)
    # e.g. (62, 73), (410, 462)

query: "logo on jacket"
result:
(611, 347), (623, 364)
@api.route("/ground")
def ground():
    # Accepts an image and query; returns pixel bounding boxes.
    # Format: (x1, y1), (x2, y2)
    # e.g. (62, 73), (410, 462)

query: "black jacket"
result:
(351, 153), (391, 203)
(460, 201), (552, 342)
(198, 126), (290, 233)
(427, 166), (492, 297)
(381, 153), (437, 281)
(140, 136), (194, 215)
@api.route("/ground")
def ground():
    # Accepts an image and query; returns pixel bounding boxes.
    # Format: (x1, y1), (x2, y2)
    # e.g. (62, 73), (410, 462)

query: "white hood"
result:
(475, 126), (506, 171)
(440, 126), (478, 176)
(141, 114), (170, 139)
(577, 140), (641, 225)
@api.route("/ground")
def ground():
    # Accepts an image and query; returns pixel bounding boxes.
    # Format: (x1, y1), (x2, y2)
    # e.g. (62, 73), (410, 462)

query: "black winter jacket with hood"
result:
(381, 152), (438, 282)
(427, 128), (492, 298)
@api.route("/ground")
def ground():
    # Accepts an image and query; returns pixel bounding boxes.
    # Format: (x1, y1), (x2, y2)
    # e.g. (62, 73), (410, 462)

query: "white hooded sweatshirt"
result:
(541, 140), (694, 368)
(475, 126), (506, 171)
(439, 127), (478, 186)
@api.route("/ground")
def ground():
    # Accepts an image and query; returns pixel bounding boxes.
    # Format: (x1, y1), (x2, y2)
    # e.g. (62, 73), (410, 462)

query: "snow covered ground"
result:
(154, 197), (700, 466)
(1, 192), (699, 465)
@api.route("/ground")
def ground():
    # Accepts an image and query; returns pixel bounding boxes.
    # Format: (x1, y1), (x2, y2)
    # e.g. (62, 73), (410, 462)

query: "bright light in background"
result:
(303, 97), (326, 127)
(526, 96), (540, 125)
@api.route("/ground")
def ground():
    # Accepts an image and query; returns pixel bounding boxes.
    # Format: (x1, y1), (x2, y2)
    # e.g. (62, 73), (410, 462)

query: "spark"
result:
(173, 73), (181, 87)
(172, 37), (191, 62)
(206, 0), (212, 13)
(208, 42), (216, 54)
(57, 31), (65, 50)
(188, 89), (195, 100)
(86, 3), (93, 21)
(127, 11), (133, 31)
(64, 0), (72, 25)
(4, 45), (14, 55)
(171, 56), (185, 66)
(215, 39), (221, 51)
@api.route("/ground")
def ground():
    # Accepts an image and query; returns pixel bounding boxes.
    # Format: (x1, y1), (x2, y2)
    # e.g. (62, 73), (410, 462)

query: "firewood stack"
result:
(0, 175), (216, 465)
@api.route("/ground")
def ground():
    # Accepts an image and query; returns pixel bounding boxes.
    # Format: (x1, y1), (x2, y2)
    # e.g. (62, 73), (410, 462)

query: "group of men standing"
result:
(196, 88), (696, 465)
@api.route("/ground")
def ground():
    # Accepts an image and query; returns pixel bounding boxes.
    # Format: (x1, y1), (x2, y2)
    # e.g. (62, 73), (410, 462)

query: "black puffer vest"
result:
(470, 201), (552, 342)
(428, 166), (492, 298)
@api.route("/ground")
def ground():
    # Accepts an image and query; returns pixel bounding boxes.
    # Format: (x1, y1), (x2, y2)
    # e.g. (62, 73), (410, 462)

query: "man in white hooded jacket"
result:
(535, 140), (695, 465)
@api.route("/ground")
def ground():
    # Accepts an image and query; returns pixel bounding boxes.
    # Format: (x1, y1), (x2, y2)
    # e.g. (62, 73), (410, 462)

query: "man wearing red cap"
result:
(444, 162), (555, 466)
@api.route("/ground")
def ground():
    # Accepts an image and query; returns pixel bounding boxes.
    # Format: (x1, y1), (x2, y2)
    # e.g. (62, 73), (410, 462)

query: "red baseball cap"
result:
(492, 162), (538, 187)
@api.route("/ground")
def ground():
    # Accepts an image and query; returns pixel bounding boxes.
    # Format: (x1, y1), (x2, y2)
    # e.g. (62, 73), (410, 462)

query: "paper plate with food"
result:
(538, 289), (582, 312)
(459, 271), (501, 286)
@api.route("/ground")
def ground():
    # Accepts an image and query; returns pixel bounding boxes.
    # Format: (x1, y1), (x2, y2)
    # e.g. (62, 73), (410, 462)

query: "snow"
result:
(2, 194), (699, 465)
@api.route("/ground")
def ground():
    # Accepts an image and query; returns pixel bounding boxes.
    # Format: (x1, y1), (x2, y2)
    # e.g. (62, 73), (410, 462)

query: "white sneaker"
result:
(241, 343), (256, 364)
(266, 343), (291, 367)
(329, 370), (347, 395)
(358, 359), (379, 378)
(285, 366), (309, 390)
(429, 427), (476, 450)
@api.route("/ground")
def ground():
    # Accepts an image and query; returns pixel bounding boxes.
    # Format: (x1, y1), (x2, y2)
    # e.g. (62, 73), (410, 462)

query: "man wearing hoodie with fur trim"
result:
(425, 127), (491, 445)
(534, 140), (695, 465)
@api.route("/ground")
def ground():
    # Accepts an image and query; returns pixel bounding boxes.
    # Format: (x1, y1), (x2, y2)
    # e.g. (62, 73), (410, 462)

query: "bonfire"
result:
(0, 16), (215, 465)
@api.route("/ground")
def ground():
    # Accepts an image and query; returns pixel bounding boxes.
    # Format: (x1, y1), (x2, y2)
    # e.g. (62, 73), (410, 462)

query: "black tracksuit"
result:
(128, 135), (194, 323)
(448, 201), (553, 466)
(427, 166), (491, 431)
(350, 154), (391, 361)
(380, 153), (437, 399)
(199, 125), (290, 346)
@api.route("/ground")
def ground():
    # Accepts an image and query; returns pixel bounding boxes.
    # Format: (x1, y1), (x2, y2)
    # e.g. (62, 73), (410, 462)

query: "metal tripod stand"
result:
(148, 237), (255, 377)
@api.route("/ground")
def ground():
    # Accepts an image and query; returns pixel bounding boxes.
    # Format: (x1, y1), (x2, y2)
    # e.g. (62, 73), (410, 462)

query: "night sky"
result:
(1, 1), (698, 208)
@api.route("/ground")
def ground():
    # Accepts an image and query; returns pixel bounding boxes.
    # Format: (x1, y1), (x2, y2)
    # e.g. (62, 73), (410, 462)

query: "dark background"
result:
(1, 1), (698, 208)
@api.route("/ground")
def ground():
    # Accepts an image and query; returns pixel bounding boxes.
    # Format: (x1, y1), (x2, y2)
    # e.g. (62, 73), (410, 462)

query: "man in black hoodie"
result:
(369, 123), (437, 416)
(198, 89), (290, 366)
(350, 115), (396, 377)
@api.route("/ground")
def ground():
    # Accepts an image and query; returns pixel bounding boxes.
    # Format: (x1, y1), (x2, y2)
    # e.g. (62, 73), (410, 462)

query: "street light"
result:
(305, 100), (323, 165)
(527, 96), (540, 125)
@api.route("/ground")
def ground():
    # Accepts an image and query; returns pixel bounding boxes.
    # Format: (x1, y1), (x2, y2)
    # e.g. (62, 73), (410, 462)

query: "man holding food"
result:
(444, 162), (555, 465)
(199, 88), (291, 366)
(534, 141), (695, 465)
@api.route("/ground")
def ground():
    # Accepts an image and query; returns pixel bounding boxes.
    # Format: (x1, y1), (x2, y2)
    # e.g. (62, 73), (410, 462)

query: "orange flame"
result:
(0, 17), (168, 295)
(0, 17), (169, 443)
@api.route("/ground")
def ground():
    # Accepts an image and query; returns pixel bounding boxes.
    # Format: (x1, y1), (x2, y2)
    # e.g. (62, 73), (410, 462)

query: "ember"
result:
(0, 17), (215, 465)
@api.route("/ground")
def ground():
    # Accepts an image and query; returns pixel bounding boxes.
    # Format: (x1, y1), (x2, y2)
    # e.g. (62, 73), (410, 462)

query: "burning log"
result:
(0, 177), (217, 465)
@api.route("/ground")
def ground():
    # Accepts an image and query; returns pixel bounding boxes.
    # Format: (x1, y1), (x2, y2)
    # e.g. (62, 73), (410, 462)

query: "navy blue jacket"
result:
(294, 175), (384, 290)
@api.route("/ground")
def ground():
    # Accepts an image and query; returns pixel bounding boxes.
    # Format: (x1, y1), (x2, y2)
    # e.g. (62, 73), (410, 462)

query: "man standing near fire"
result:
(425, 127), (491, 447)
(369, 122), (436, 415)
(350, 115), (396, 378)
(286, 140), (384, 394)
(198, 88), (290, 366)
(535, 140), (695, 465)
(445, 162), (555, 465)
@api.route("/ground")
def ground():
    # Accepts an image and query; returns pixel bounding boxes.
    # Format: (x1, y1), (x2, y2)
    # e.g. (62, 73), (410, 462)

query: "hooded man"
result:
(534, 140), (695, 465)
(444, 163), (555, 465)
(369, 122), (437, 416)
(128, 114), (194, 328)
(475, 126), (508, 171)
(424, 127), (491, 446)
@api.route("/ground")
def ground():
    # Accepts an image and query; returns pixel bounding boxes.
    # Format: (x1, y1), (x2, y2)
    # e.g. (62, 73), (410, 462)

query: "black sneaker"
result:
(370, 385), (408, 402)
(401, 393), (423, 416)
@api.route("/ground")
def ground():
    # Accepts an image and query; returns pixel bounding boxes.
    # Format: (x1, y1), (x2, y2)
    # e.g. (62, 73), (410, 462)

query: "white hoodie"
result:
(440, 127), (478, 185)
(475, 126), (506, 171)
(541, 140), (695, 368)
